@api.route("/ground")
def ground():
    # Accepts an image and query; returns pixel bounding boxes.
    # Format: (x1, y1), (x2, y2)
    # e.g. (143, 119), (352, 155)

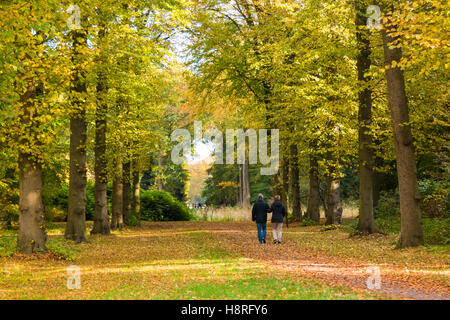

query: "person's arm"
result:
(252, 205), (256, 221)
(267, 203), (273, 213)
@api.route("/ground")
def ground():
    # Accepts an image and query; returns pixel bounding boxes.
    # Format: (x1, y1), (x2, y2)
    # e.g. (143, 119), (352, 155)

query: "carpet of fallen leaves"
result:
(0, 221), (448, 300)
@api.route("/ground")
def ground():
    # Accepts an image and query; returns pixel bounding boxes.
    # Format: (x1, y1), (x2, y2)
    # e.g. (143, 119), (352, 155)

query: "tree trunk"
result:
(157, 148), (163, 191)
(65, 27), (88, 242)
(290, 144), (302, 221)
(91, 27), (110, 235)
(242, 161), (251, 208)
(17, 83), (47, 254)
(355, 0), (375, 234)
(122, 160), (131, 224)
(325, 176), (342, 225)
(131, 157), (141, 220)
(381, 5), (423, 247)
(237, 165), (242, 205)
(281, 154), (289, 211)
(111, 161), (123, 230)
(306, 149), (320, 223)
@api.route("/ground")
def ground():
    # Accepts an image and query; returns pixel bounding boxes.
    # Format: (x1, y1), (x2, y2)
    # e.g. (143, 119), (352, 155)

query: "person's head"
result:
(258, 193), (264, 200)
(275, 195), (281, 201)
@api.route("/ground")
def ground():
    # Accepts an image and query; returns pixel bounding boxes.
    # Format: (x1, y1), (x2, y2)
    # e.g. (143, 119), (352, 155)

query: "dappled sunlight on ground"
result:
(0, 221), (448, 300)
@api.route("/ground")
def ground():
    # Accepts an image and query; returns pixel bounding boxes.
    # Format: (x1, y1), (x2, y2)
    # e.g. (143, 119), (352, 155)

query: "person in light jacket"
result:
(268, 195), (287, 244)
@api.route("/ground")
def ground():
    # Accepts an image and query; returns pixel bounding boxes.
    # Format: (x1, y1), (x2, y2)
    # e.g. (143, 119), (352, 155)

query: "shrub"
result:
(359, 189), (450, 245)
(126, 214), (141, 226)
(140, 190), (191, 221)
(374, 190), (400, 218)
(418, 179), (450, 218)
(0, 236), (16, 257)
(46, 237), (80, 261)
(43, 183), (97, 221)
(299, 218), (317, 226)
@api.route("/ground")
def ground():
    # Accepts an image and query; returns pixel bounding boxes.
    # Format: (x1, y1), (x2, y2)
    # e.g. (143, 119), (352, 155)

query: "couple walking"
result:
(251, 194), (286, 244)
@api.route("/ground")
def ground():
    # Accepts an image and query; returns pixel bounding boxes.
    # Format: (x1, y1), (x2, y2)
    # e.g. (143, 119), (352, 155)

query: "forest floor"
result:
(0, 221), (448, 300)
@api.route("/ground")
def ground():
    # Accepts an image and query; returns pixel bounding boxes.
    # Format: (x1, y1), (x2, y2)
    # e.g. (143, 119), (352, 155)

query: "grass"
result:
(0, 221), (382, 300)
(0, 224), (80, 260)
(192, 206), (252, 222)
(1, 218), (448, 300)
(153, 277), (364, 300)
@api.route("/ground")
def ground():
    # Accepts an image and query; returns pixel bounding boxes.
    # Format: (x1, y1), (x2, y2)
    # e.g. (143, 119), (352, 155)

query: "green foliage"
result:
(0, 235), (80, 260)
(418, 179), (450, 218)
(202, 164), (239, 206)
(46, 237), (80, 261)
(141, 159), (190, 202)
(299, 218), (318, 226)
(0, 236), (16, 258)
(42, 182), (113, 222)
(374, 190), (400, 219)
(374, 190), (449, 245)
(140, 190), (192, 221)
(126, 214), (141, 227)
(249, 165), (273, 203)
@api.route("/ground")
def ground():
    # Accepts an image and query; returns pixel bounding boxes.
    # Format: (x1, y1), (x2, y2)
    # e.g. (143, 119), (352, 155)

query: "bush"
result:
(43, 183), (97, 221)
(140, 190), (192, 221)
(0, 236), (16, 257)
(418, 179), (450, 218)
(365, 189), (450, 245)
(0, 235), (81, 260)
(374, 190), (400, 219)
(299, 218), (317, 226)
(126, 214), (141, 226)
(46, 237), (80, 261)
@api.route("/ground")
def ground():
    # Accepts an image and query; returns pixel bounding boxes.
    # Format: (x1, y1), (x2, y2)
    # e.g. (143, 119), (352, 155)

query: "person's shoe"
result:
(273, 240), (277, 244)
(262, 238), (266, 244)
(278, 240), (281, 244)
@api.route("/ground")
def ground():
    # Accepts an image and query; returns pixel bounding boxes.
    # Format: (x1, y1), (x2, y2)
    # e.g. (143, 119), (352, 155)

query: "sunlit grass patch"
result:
(152, 277), (368, 300)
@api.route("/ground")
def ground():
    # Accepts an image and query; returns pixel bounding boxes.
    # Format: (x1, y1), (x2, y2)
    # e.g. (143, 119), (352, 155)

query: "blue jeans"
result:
(257, 223), (267, 243)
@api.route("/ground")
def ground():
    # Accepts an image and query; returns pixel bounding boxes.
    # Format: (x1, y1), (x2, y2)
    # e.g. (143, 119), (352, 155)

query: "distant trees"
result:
(185, 0), (447, 247)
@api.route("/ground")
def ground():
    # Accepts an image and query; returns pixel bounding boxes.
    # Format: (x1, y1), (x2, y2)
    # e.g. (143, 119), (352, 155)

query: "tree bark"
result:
(242, 161), (251, 208)
(237, 164), (242, 205)
(306, 147), (320, 223)
(91, 26), (110, 235)
(122, 160), (131, 224)
(381, 4), (423, 247)
(131, 157), (141, 220)
(290, 144), (302, 221)
(325, 175), (343, 225)
(17, 83), (47, 254)
(65, 27), (88, 243)
(281, 154), (289, 211)
(355, 0), (375, 233)
(157, 148), (163, 191)
(111, 161), (123, 230)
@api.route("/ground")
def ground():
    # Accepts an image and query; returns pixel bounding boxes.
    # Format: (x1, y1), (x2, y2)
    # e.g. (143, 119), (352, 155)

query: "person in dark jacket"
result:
(252, 193), (270, 243)
(268, 195), (287, 244)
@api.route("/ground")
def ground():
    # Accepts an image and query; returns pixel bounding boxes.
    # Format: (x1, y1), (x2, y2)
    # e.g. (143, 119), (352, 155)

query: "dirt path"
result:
(190, 221), (450, 300)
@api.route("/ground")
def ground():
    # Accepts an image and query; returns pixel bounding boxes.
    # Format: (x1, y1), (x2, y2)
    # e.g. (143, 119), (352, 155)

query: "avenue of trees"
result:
(0, 0), (448, 253)
(183, 0), (448, 248)
(0, 0), (189, 253)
